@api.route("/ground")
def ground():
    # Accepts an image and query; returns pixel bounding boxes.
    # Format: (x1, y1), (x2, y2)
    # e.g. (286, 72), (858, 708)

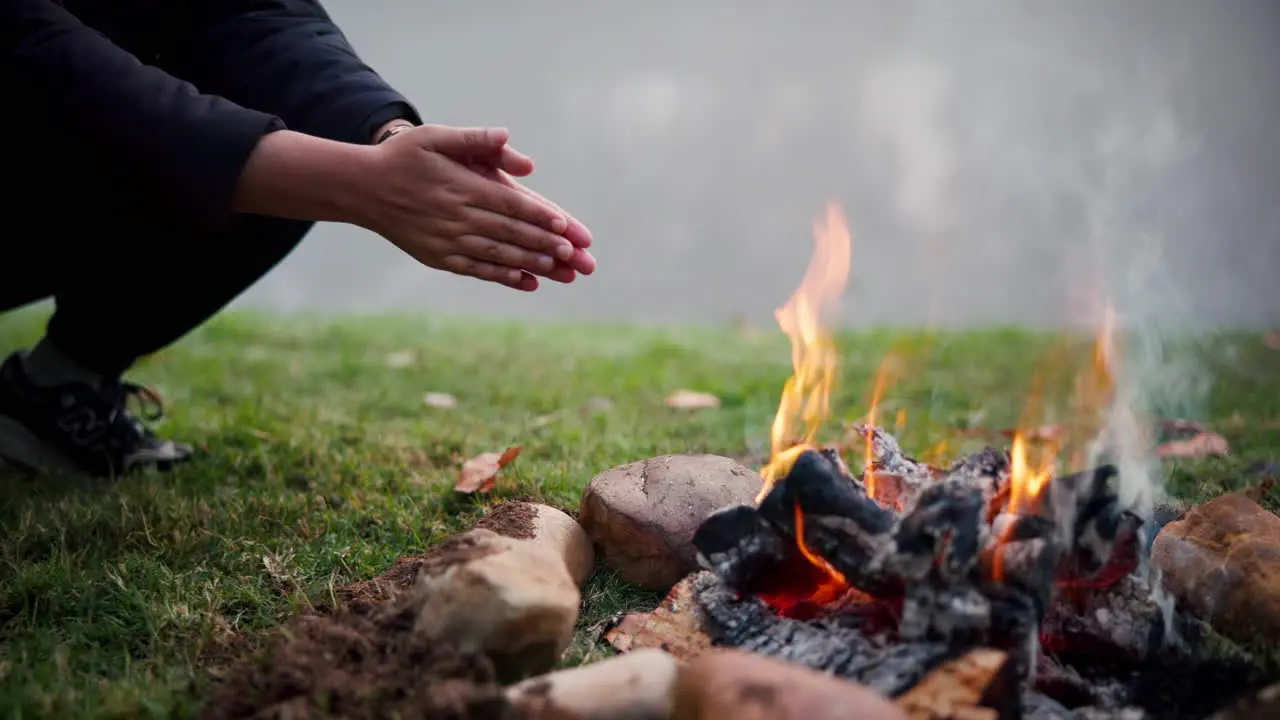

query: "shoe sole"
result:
(0, 415), (86, 475)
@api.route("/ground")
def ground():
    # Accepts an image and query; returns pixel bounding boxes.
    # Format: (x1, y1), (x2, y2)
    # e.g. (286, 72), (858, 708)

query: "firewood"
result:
(895, 648), (1016, 720)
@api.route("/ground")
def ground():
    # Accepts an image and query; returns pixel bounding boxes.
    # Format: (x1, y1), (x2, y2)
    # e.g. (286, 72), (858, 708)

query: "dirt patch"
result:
(202, 592), (502, 720)
(335, 531), (502, 611)
(475, 502), (538, 540)
(203, 561), (581, 720)
(203, 522), (592, 719)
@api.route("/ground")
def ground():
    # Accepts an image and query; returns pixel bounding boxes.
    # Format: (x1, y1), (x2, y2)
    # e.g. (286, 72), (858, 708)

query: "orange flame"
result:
(793, 504), (849, 603)
(757, 203), (853, 502)
(1007, 432), (1055, 515)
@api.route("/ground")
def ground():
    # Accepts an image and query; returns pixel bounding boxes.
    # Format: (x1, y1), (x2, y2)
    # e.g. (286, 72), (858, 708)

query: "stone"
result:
(579, 454), (763, 590)
(477, 501), (596, 587)
(507, 648), (680, 720)
(411, 529), (580, 683)
(672, 649), (907, 720)
(1150, 492), (1280, 645)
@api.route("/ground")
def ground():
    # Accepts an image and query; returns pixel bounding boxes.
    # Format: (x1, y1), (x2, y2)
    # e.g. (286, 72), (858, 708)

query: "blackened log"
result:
(1040, 575), (1175, 665)
(692, 504), (792, 593)
(981, 535), (1062, 618)
(848, 423), (942, 491)
(692, 571), (956, 697)
(892, 480), (989, 583)
(944, 446), (1011, 498)
(780, 449), (897, 536)
(899, 583), (992, 645)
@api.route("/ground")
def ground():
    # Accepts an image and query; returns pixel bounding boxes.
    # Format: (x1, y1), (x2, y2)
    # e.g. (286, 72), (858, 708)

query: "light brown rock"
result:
(672, 649), (907, 720)
(507, 649), (679, 720)
(1150, 492), (1280, 644)
(478, 502), (596, 587)
(579, 454), (763, 590)
(412, 529), (580, 682)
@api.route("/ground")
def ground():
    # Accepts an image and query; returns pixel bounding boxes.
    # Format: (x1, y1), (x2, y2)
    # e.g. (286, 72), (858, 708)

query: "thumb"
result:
(416, 124), (510, 155)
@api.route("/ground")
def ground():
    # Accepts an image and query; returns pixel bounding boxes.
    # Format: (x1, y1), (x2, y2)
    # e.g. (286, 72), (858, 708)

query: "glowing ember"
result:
(757, 203), (853, 500)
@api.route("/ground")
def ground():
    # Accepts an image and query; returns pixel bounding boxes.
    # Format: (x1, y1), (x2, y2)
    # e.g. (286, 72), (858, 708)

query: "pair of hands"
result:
(363, 123), (595, 291)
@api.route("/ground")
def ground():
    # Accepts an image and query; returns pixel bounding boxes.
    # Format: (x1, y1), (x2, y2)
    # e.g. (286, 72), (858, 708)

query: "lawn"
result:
(1, 308), (1276, 719)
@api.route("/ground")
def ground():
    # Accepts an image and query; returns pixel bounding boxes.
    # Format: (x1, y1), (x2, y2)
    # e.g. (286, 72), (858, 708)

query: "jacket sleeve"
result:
(177, 0), (423, 146)
(2, 0), (286, 227)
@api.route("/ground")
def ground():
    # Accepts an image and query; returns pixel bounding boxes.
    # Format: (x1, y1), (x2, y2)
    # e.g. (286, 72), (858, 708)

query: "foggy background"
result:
(236, 0), (1280, 330)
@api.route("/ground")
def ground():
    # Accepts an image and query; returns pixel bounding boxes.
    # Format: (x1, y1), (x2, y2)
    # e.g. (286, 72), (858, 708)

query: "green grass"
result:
(0, 308), (1277, 719)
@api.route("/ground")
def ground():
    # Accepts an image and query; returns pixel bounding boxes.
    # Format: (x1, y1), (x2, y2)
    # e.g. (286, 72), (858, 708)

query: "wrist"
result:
(232, 130), (382, 227)
(372, 118), (415, 145)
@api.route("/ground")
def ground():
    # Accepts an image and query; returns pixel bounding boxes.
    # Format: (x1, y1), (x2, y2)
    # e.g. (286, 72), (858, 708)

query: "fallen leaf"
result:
(385, 350), (416, 368)
(455, 446), (523, 494)
(604, 575), (711, 660)
(1264, 332), (1280, 350)
(423, 392), (458, 409)
(1156, 432), (1229, 459)
(665, 389), (721, 410)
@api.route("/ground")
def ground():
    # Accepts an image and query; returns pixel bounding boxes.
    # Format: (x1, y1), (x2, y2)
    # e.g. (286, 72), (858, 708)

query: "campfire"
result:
(676, 204), (1241, 716)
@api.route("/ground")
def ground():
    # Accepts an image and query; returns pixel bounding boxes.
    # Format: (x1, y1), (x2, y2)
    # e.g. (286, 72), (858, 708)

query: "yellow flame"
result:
(757, 203), (853, 502)
(1007, 432), (1055, 515)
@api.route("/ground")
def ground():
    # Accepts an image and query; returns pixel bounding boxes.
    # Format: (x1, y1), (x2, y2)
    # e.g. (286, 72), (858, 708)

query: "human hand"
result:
(462, 161), (596, 286)
(356, 124), (591, 291)
(433, 134), (596, 286)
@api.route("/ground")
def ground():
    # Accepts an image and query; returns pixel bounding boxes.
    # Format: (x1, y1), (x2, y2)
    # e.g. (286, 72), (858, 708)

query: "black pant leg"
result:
(47, 215), (311, 377)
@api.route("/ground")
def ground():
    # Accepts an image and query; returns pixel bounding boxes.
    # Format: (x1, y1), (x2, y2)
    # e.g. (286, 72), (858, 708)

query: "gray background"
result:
(235, 0), (1280, 330)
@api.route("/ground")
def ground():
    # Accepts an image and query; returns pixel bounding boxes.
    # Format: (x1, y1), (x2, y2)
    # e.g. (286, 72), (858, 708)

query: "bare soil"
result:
(202, 503), (577, 720)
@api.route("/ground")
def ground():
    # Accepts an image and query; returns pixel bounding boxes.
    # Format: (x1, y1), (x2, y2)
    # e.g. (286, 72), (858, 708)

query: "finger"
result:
(420, 125), (510, 156)
(542, 263), (578, 284)
(462, 175), (569, 238)
(496, 145), (535, 176)
(461, 201), (573, 259)
(441, 254), (536, 291)
(567, 247), (597, 275)
(493, 171), (593, 248)
(516, 271), (540, 291)
(453, 143), (534, 177)
(456, 235), (557, 275)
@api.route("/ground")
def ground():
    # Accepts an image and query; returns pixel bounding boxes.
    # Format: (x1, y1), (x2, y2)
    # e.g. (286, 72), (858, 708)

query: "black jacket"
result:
(2, 0), (421, 227)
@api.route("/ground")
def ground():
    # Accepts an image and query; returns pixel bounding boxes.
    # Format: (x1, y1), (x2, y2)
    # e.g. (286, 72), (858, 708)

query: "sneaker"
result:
(0, 352), (193, 477)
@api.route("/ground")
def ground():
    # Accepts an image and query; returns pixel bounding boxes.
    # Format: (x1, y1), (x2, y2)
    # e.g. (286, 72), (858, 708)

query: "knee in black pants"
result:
(46, 215), (312, 377)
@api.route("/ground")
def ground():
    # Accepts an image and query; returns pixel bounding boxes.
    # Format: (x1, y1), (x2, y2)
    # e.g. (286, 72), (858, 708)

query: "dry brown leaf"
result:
(1264, 332), (1280, 350)
(1156, 432), (1229, 459)
(604, 575), (711, 660)
(423, 392), (458, 409)
(455, 446), (523, 494)
(665, 389), (721, 410)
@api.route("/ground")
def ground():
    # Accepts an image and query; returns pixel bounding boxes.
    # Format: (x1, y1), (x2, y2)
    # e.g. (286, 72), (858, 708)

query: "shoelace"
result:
(104, 381), (166, 426)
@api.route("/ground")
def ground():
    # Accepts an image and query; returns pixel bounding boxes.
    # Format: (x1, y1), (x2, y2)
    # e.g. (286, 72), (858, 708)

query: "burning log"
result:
(691, 571), (956, 697)
(686, 426), (1244, 718)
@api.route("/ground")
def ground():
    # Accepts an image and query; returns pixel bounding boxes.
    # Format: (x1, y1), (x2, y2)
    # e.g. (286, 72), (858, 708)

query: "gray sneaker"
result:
(0, 352), (193, 477)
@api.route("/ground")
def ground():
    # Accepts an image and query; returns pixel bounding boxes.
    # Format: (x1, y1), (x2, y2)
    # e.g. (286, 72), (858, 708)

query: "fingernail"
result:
(508, 269), (523, 284)
(555, 243), (574, 262)
(537, 255), (554, 271)
(551, 215), (568, 234)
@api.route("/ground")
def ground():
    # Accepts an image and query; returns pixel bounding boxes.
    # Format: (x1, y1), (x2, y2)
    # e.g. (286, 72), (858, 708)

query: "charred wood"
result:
(692, 571), (956, 697)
